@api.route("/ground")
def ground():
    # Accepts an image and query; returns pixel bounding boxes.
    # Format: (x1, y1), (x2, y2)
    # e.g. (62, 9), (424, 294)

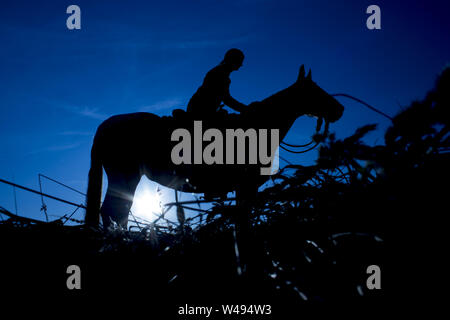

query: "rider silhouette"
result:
(187, 48), (247, 118)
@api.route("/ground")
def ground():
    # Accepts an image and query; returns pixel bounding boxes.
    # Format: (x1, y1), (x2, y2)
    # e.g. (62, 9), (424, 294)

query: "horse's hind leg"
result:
(101, 169), (141, 230)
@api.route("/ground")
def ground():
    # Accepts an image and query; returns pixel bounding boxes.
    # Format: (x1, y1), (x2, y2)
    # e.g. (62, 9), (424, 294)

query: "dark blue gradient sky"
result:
(1, 0), (449, 221)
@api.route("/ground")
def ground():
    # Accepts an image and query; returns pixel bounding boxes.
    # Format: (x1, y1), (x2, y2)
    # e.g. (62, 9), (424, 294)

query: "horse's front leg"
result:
(234, 178), (259, 275)
(236, 184), (258, 207)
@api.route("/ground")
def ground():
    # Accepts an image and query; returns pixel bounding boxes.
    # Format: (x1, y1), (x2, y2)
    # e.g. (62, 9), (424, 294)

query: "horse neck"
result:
(253, 84), (307, 141)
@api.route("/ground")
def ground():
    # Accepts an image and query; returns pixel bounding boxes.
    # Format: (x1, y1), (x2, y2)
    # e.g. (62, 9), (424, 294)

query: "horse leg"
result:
(234, 180), (259, 275)
(101, 169), (141, 230)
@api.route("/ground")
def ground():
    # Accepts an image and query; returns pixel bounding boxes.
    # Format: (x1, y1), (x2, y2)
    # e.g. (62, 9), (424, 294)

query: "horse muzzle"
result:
(327, 103), (344, 123)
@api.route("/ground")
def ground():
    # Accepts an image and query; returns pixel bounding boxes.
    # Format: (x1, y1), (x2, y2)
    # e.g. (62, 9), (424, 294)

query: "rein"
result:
(280, 116), (327, 154)
(280, 93), (392, 154)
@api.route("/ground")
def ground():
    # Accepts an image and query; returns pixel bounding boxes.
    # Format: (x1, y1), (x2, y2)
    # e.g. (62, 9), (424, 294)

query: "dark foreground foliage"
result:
(1, 68), (449, 312)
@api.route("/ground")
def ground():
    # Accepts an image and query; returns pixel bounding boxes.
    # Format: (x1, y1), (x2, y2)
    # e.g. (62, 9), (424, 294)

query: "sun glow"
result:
(131, 178), (162, 221)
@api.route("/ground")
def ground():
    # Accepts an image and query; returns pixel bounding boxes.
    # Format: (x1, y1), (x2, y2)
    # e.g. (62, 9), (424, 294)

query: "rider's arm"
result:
(223, 91), (247, 113)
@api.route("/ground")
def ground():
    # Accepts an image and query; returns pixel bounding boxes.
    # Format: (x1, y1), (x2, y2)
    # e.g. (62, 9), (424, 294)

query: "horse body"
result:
(85, 66), (344, 228)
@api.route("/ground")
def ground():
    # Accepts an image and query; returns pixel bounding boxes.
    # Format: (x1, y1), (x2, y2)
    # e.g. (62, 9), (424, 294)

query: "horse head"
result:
(252, 65), (344, 133)
(295, 65), (344, 124)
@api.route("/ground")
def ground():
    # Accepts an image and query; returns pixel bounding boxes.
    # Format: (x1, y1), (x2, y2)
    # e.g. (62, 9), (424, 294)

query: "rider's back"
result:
(187, 64), (231, 117)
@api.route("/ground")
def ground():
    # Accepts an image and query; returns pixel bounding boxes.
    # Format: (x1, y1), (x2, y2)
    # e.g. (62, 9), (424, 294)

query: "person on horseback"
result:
(187, 48), (247, 118)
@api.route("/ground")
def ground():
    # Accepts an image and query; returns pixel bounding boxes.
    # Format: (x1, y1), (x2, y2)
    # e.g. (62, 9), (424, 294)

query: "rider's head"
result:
(222, 48), (244, 71)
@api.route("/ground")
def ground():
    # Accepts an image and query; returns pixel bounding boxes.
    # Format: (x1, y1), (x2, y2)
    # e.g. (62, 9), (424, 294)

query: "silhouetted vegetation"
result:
(1, 67), (448, 311)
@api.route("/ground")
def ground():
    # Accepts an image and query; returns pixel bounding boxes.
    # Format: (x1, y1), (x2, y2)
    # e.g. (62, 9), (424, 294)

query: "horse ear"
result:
(297, 65), (305, 82)
(307, 69), (312, 81)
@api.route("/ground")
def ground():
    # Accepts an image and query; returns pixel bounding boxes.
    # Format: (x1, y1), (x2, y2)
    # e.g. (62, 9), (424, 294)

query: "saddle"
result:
(163, 107), (253, 194)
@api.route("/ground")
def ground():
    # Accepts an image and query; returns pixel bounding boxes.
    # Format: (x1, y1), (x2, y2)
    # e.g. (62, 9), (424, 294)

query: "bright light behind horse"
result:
(130, 177), (162, 221)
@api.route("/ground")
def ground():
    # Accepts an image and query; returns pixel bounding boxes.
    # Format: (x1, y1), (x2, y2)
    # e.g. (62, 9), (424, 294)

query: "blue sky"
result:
(0, 0), (449, 223)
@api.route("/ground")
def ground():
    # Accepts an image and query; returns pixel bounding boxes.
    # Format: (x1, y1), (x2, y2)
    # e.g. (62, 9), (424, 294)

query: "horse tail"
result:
(85, 128), (103, 226)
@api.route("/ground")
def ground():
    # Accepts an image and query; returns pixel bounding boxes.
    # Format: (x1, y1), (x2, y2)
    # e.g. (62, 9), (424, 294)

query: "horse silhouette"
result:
(84, 65), (344, 228)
